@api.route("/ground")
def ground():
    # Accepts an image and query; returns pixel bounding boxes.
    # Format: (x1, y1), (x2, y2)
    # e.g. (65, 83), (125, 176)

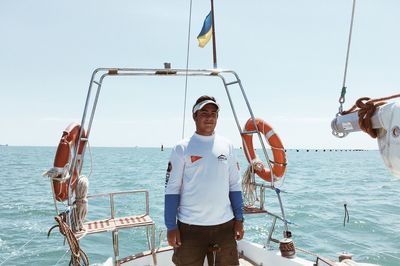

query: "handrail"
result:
(86, 189), (150, 219)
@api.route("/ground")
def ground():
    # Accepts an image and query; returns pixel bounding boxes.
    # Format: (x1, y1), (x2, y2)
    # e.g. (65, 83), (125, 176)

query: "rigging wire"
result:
(86, 139), (93, 179)
(181, 0), (193, 139)
(0, 235), (39, 265)
(337, 0), (356, 116)
(327, 234), (400, 262)
(53, 249), (70, 266)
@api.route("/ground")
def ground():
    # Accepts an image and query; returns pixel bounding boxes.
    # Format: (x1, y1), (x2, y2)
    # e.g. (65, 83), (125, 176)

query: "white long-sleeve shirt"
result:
(165, 132), (242, 227)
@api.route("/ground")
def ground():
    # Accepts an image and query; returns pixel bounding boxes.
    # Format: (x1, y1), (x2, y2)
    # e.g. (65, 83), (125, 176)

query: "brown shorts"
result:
(172, 219), (239, 266)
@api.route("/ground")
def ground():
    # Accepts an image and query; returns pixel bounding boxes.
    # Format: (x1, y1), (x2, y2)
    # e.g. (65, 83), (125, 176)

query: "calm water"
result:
(0, 146), (399, 266)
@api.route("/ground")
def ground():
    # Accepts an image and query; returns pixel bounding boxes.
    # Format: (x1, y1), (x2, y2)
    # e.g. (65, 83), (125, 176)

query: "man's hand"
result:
(167, 228), (182, 247)
(234, 220), (244, 240)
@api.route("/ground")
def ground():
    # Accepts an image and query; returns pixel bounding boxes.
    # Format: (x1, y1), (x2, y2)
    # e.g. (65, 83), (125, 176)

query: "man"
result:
(164, 95), (244, 266)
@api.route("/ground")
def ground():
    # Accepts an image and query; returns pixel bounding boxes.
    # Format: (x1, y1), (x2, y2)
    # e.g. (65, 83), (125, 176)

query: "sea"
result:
(0, 146), (399, 266)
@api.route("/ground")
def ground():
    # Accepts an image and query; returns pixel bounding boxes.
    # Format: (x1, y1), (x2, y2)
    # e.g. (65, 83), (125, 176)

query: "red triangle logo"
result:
(191, 155), (202, 163)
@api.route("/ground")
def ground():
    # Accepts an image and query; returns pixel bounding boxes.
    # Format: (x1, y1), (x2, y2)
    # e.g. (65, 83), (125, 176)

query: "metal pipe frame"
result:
(86, 189), (150, 217)
(69, 67), (277, 204)
(65, 66), (290, 250)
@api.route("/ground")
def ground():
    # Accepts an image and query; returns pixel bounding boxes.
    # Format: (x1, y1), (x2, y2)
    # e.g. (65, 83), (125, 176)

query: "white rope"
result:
(242, 165), (256, 207)
(70, 140), (91, 235)
(0, 235), (38, 265)
(71, 175), (89, 233)
(42, 164), (70, 182)
(242, 160), (264, 207)
(69, 140), (91, 234)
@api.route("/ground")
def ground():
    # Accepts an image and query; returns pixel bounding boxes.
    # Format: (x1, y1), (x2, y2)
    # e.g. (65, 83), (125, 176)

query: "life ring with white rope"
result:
(242, 118), (286, 182)
(52, 123), (86, 202)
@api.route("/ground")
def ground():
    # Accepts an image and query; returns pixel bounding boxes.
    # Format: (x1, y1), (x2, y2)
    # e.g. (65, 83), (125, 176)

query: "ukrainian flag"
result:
(197, 11), (212, 48)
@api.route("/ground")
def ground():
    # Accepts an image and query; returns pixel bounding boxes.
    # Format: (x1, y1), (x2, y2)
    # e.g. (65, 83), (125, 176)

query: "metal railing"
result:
(83, 189), (155, 266)
(86, 189), (150, 219)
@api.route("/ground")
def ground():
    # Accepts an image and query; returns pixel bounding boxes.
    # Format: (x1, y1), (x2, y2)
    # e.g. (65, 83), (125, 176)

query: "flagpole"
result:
(210, 0), (217, 68)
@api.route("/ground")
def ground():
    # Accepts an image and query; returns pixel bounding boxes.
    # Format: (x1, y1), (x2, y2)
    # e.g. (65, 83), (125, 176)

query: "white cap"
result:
(192, 99), (220, 114)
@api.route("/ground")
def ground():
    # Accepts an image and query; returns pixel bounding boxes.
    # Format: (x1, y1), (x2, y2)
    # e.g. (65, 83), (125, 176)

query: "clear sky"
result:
(1, 0), (399, 149)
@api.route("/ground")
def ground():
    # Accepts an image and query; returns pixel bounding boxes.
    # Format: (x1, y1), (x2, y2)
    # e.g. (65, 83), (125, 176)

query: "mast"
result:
(211, 0), (218, 68)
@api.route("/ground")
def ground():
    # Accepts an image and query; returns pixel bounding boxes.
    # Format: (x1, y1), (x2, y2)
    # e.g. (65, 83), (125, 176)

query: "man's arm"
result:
(228, 144), (245, 240)
(164, 145), (185, 246)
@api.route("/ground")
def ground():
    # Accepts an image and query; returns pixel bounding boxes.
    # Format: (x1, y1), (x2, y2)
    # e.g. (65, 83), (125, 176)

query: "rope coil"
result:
(71, 175), (89, 233)
(241, 160), (263, 207)
(48, 213), (89, 266)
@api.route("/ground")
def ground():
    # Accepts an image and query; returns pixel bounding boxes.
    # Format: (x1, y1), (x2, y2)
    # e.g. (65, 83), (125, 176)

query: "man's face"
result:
(193, 104), (218, 136)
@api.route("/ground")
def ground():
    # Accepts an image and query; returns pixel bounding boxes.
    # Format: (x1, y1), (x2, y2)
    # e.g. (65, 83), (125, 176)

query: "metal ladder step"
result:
(241, 130), (259, 135)
(244, 206), (268, 214)
(225, 80), (239, 86)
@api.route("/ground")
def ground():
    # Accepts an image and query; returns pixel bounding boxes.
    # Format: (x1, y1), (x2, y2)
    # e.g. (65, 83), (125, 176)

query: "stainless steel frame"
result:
(80, 189), (155, 266)
(70, 67), (277, 195)
(60, 66), (290, 264)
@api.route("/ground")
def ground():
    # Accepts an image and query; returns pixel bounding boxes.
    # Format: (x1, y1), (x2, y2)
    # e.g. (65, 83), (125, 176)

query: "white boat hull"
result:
(115, 240), (379, 266)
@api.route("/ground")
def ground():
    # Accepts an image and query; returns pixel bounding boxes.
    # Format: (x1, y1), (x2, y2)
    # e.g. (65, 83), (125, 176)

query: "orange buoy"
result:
(242, 118), (286, 182)
(52, 123), (86, 202)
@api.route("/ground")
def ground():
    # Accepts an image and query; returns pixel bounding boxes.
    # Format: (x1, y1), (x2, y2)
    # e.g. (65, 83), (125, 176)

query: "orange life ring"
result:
(242, 118), (286, 182)
(52, 123), (86, 202)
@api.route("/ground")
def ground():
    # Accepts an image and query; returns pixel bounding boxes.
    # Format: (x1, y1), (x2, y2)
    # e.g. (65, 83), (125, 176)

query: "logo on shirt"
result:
(218, 154), (227, 161)
(165, 161), (172, 187)
(190, 155), (202, 163)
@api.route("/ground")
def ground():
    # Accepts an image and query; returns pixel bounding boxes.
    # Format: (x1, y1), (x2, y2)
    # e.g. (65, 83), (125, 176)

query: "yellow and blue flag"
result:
(197, 11), (212, 48)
